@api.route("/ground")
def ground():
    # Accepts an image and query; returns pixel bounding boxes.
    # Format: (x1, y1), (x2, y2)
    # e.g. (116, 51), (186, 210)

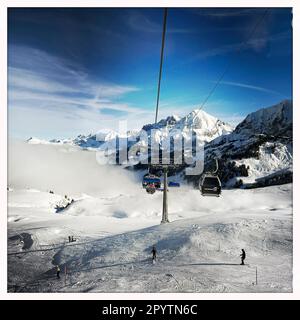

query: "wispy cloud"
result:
(216, 80), (284, 96)
(8, 45), (146, 138)
(190, 8), (264, 18)
(9, 46), (139, 99)
(9, 67), (79, 94)
(189, 31), (290, 61)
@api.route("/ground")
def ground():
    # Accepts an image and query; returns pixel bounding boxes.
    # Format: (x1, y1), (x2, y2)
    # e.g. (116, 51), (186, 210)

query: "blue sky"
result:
(8, 8), (292, 139)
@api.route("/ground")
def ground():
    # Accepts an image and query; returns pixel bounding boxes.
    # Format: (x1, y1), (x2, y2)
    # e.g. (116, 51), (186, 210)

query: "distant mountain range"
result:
(27, 99), (293, 188)
(27, 108), (233, 147)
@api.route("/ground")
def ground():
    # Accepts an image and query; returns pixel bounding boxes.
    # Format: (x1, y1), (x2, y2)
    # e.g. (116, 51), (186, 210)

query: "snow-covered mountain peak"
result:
(176, 108), (233, 139)
(235, 99), (292, 137)
(157, 115), (181, 126)
(203, 99), (293, 188)
(179, 109), (214, 127)
(141, 108), (233, 144)
(181, 109), (226, 127)
(26, 107), (234, 148)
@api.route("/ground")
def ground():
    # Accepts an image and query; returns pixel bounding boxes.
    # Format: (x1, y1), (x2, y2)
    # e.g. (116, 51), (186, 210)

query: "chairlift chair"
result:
(199, 159), (222, 197)
(199, 174), (221, 196)
(142, 173), (161, 193)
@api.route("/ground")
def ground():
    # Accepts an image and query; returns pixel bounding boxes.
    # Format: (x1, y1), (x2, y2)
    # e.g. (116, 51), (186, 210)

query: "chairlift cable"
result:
(191, 8), (270, 127)
(199, 9), (271, 189)
(197, 9), (269, 196)
(155, 8), (168, 124)
(143, 9), (168, 193)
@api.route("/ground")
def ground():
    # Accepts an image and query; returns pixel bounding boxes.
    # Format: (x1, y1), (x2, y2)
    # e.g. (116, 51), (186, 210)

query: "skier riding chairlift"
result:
(142, 173), (161, 190)
(146, 183), (156, 194)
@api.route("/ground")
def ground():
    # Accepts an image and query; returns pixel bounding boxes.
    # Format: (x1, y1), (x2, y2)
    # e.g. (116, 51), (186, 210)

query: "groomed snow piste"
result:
(8, 141), (292, 293)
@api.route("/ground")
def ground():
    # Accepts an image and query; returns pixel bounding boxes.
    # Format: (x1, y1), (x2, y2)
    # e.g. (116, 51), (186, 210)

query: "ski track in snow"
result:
(8, 184), (292, 293)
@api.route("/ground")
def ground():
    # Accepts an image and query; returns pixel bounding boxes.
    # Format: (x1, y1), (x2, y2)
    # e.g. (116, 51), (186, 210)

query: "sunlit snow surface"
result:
(8, 142), (292, 292)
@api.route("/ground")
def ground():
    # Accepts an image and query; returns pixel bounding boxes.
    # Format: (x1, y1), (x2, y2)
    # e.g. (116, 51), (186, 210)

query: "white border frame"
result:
(0, 0), (299, 300)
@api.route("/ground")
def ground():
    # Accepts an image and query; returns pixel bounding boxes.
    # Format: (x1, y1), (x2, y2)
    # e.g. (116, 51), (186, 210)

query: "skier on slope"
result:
(56, 265), (60, 279)
(240, 249), (246, 265)
(151, 245), (157, 262)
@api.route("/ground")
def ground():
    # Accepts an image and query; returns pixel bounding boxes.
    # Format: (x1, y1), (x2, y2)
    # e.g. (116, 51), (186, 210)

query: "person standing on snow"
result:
(151, 245), (157, 262)
(56, 265), (61, 279)
(240, 249), (246, 265)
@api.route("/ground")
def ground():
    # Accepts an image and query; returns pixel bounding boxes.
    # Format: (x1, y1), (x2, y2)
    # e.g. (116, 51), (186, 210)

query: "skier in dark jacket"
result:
(56, 265), (60, 279)
(240, 249), (246, 265)
(151, 246), (157, 261)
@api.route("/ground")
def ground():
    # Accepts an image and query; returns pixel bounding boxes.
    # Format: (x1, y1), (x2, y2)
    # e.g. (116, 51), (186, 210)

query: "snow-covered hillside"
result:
(234, 99), (292, 137)
(202, 100), (293, 187)
(7, 141), (292, 293)
(8, 183), (292, 293)
(10, 100), (293, 292)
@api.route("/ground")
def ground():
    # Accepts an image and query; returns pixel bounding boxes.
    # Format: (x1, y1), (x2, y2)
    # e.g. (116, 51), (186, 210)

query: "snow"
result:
(177, 109), (233, 137)
(27, 108), (233, 150)
(235, 99), (292, 137)
(27, 137), (52, 145)
(205, 100), (292, 186)
(9, 140), (139, 196)
(8, 141), (292, 292)
(24, 102), (294, 188)
(142, 108), (233, 145)
(234, 142), (293, 183)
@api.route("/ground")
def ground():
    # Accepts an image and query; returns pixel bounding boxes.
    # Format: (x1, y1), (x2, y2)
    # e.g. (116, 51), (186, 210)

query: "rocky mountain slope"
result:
(201, 100), (292, 188)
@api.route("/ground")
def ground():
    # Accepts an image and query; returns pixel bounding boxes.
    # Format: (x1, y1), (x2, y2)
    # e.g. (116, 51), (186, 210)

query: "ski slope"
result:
(7, 141), (292, 292)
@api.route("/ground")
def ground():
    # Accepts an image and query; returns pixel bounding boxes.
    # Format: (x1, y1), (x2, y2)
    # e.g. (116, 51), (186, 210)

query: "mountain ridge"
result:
(26, 99), (293, 188)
